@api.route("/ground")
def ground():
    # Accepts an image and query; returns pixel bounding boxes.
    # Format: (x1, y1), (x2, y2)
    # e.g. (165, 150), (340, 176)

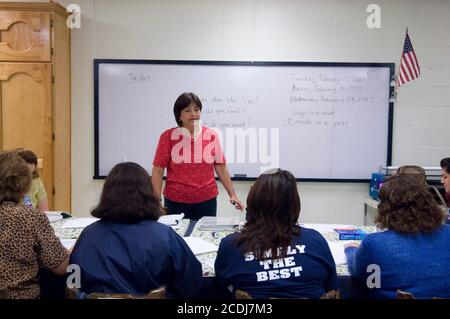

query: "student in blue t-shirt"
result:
(345, 174), (450, 299)
(70, 162), (202, 298)
(214, 169), (338, 299)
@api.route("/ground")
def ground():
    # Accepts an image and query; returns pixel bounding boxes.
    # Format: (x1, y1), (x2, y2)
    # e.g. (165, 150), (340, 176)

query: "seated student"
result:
(70, 162), (202, 298)
(15, 148), (48, 212)
(0, 152), (69, 299)
(214, 169), (337, 299)
(441, 158), (450, 206)
(441, 158), (450, 223)
(345, 174), (450, 299)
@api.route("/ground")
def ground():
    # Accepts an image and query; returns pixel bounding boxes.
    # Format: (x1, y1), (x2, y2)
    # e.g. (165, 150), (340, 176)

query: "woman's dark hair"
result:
(92, 162), (163, 223)
(0, 152), (32, 203)
(15, 148), (39, 178)
(441, 158), (450, 174)
(173, 92), (202, 126)
(376, 174), (445, 234)
(396, 165), (426, 185)
(236, 169), (301, 260)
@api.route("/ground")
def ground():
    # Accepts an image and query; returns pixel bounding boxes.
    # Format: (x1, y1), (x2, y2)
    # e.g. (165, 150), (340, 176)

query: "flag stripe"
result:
(405, 53), (419, 78)
(397, 30), (420, 86)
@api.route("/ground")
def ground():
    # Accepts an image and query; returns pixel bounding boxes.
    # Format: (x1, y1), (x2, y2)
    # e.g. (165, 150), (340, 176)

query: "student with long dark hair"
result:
(214, 169), (337, 298)
(70, 162), (202, 298)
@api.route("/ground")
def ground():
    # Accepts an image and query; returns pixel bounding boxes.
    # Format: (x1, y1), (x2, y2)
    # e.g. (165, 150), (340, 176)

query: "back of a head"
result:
(396, 165), (426, 185)
(0, 152), (32, 204)
(377, 174), (445, 234)
(14, 148), (39, 178)
(92, 162), (162, 223)
(240, 168), (301, 259)
(441, 158), (450, 174)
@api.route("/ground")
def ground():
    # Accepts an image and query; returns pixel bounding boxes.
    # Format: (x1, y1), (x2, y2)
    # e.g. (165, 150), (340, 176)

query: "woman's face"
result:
(442, 168), (450, 193)
(179, 103), (201, 128)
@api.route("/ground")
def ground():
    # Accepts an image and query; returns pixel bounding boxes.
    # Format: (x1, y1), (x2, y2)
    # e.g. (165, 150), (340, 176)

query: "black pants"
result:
(164, 197), (217, 221)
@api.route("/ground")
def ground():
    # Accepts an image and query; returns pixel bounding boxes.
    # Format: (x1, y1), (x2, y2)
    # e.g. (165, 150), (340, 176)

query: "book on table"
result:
(197, 216), (240, 231)
(334, 227), (366, 240)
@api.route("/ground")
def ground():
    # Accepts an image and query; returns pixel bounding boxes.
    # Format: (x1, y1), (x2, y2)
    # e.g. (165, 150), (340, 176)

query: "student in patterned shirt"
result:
(0, 152), (69, 299)
(152, 92), (243, 220)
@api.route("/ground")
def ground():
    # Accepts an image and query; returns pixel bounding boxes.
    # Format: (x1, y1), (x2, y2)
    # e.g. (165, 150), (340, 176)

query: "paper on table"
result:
(61, 218), (99, 229)
(326, 241), (348, 265)
(60, 239), (77, 250)
(45, 212), (64, 223)
(158, 213), (184, 226)
(182, 237), (218, 255)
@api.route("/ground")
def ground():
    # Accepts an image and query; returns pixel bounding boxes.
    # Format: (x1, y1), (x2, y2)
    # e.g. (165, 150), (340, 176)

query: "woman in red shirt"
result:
(152, 92), (243, 220)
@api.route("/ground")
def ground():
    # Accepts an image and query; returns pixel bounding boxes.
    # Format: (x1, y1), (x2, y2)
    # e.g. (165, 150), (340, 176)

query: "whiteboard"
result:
(95, 60), (394, 181)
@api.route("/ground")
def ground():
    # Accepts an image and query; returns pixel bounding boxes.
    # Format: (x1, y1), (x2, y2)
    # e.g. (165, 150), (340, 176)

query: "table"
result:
(51, 217), (191, 245)
(47, 218), (376, 299)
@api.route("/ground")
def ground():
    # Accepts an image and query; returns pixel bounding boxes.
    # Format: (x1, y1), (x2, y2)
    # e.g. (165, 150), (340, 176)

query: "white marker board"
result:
(95, 60), (394, 181)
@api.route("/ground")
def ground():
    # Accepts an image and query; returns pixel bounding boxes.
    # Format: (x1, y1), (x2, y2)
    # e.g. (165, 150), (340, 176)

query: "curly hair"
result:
(376, 174), (445, 234)
(235, 169), (301, 260)
(14, 148), (39, 178)
(0, 152), (32, 203)
(91, 162), (163, 223)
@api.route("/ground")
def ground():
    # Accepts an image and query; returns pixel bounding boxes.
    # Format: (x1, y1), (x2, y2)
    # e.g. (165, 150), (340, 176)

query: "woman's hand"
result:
(230, 195), (244, 211)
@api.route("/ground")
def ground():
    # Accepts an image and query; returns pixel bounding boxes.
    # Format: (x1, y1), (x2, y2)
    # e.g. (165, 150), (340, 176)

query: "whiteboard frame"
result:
(94, 59), (395, 182)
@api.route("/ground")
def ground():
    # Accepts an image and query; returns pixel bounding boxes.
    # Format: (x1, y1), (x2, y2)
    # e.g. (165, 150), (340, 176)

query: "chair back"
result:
(235, 288), (340, 299)
(320, 290), (340, 299)
(66, 286), (166, 299)
(0, 287), (9, 299)
(396, 290), (416, 299)
(235, 289), (253, 299)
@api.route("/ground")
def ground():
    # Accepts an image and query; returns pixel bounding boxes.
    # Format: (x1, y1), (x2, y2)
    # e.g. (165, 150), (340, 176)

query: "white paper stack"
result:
(326, 241), (348, 265)
(158, 213), (184, 229)
(45, 212), (64, 223)
(61, 217), (99, 229)
(197, 216), (240, 231)
(182, 237), (218, 255)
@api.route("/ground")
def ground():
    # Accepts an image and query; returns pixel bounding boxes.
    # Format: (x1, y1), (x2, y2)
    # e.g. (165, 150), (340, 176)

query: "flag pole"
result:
(394, 27), (408, 98)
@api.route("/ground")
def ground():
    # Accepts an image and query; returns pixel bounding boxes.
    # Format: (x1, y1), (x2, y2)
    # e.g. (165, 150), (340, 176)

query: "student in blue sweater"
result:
(215, 169), (338, 299)
(70, 162), (202, 298)
(345, 174), (450, 299)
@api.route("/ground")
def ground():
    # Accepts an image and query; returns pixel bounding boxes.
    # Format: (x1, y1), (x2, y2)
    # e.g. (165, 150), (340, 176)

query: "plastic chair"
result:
(66, 286), (166, 299)
(0, 287), (9, 299)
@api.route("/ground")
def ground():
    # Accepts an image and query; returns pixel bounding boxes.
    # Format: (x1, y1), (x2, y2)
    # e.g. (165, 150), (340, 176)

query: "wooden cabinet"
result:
(0, 2), (71, 211)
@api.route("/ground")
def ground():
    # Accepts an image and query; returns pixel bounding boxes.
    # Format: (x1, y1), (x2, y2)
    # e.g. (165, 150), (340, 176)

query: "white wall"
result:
(21, 0), (450, 224)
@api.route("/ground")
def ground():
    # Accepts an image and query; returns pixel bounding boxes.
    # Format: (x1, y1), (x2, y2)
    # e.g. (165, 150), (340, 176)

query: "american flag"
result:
(397, 29), (420, 86)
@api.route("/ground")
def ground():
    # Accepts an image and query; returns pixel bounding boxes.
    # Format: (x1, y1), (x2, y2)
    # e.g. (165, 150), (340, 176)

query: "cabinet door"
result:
(0, 63), (54, 208)
(0, 11), (51, 61)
